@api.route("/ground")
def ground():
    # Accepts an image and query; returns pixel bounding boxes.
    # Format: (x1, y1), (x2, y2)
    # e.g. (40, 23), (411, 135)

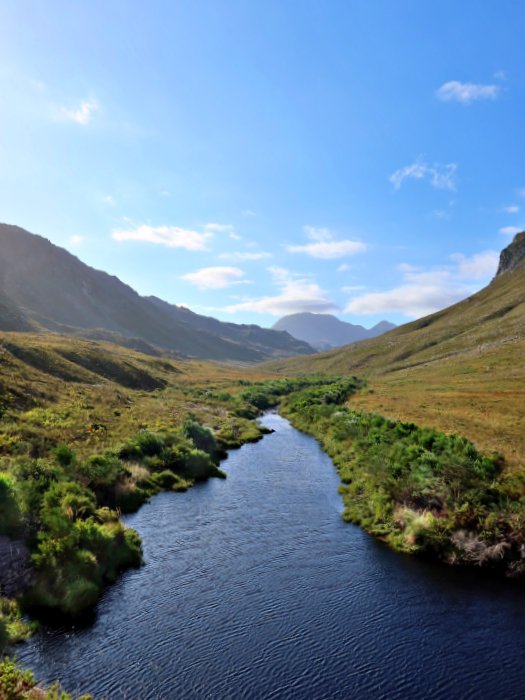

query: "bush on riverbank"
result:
(3, 410), (267, 618)
(0, 656), (92, 699)
(280, 381), (525, 575)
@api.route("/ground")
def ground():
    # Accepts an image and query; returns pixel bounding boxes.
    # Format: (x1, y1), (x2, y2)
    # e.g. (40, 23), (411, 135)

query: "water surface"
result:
(19, 413), (525, 699)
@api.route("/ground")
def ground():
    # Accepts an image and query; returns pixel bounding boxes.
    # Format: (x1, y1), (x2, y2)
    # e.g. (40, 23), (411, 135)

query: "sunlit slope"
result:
(267, 233), (525, 467)
(0, 331), (275, 459)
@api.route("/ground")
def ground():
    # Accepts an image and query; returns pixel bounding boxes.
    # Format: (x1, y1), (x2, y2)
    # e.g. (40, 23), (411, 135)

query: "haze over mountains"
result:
(272, 313), (395, 350)
(0, 224), (314, 362)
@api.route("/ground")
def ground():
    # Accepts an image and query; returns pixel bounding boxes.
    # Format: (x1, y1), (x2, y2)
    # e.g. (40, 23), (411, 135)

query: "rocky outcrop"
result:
(0, 536), (33, 597)
(496, 231), (525, 277)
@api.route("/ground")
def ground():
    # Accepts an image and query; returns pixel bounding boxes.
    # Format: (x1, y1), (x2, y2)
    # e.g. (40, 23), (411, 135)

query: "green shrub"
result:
(183, 419), (217, 456)
(0, 473), (22, 536)
(0, 619), (8, 652)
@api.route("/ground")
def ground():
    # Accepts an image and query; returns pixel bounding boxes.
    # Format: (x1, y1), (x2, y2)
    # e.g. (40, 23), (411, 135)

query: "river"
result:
(18, 412), (525, 699)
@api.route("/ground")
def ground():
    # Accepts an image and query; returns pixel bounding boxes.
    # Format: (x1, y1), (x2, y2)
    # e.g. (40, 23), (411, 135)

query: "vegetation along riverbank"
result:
(0, 335), (336, 654)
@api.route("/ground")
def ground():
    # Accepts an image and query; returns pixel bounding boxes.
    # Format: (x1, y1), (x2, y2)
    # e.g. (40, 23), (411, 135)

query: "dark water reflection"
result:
(18, 413), (525, 699)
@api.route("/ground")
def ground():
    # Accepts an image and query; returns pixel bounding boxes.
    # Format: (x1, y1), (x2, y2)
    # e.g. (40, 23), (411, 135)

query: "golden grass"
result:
(0, 331), (276, 463)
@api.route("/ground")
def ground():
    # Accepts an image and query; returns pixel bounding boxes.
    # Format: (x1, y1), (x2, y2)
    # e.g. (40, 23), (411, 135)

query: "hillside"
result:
(272, 312), (395, 350)
(0, 224), (313, 362)
(268, 232), (525, 468)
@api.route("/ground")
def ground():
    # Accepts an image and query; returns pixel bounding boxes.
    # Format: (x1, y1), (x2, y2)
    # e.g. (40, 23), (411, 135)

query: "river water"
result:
(18, 413), (525, 699)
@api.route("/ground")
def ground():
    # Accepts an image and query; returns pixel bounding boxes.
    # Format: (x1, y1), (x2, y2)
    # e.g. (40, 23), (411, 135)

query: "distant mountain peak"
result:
(272, 312), (395, 350)
(496, 231), (525, 278)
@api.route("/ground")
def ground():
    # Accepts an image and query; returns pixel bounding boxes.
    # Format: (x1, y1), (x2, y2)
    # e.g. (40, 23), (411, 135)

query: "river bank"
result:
(279, 382), (525, 577)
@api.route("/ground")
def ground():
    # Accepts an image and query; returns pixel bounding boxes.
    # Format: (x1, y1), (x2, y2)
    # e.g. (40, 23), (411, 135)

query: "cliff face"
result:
(495, 231), (525, 277)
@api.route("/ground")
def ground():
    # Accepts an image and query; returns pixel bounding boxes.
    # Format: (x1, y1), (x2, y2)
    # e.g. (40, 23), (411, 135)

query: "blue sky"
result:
(1, 1), (524, 328)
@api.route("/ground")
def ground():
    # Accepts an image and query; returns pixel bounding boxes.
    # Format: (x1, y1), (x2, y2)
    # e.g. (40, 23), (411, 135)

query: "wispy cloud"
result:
(204, 223), (234, 233)
(204, 222), (241, 240)
(390, 159), (457, 191)
(436, 80), (499, 104)
(181, 266), (246, 289)
(69, 235), (85, 246)
(499, 226), (522, 236)
(449, 251), (500, 278)
(344, 250), (498, 319)
(242, 210), (256, 217)
(286, 226), (366, 259)
(503, 205), (519, 214)
(112, 224), (212, 250)
(101, 195), (116, 206)
(58, 97), (99, 125)
(341, 285), (366, 293)
(218, 251), (272, 261)
(337, 263), (350, 272)
(225, 267), (338, 316)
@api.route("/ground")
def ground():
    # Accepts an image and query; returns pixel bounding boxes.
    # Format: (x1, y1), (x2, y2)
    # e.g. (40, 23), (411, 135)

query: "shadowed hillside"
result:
(0, 224), (314, 362)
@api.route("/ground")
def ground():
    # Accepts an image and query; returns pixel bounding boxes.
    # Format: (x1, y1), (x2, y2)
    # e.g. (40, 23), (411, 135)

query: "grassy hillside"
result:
(267, 233), (525, 469)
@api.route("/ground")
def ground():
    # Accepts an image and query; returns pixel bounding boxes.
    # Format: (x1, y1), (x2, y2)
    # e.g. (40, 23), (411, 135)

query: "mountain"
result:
(272, 312), (395, 350)
(0, 224), (314, 362)
(267, 232), (525, 468)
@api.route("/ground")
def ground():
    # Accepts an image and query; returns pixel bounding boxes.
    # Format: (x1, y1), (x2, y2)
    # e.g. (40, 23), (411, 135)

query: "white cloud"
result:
(503, 205), (519, 214)
(287, 240), (366, 258)
(303, 226), (333, 242)
(58, 97), (99, 125)
(390, 159), (457, 191)
(344, 250), (498, 319)
(436, 81), (499, 104)
(204, 223), (234, 233)
(337, 263), (350, 272)
(518, 188), (525, 198)
(242, 209), (256, 217)
(102, 195), (115, 206)
(218, 251), (272, 261)
(345, 284), (465, 319)
(181, 266), (245, 289)
(112, 225), (212, 250)
(499, 226), (522, 236)
(203, 222), (241, 240)
(69, 235), (85, 246)
(449, 251), (499, 279)
(341, 285), (366, 293)
(225, 267), (338, 316)
(287, 226), (366, 259)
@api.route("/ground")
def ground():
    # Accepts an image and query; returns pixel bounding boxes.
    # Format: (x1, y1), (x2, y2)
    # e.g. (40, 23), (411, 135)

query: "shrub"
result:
(0, 619), (7, 652)
(183, 419), (217, 456)
(0, 473), (22, 536)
